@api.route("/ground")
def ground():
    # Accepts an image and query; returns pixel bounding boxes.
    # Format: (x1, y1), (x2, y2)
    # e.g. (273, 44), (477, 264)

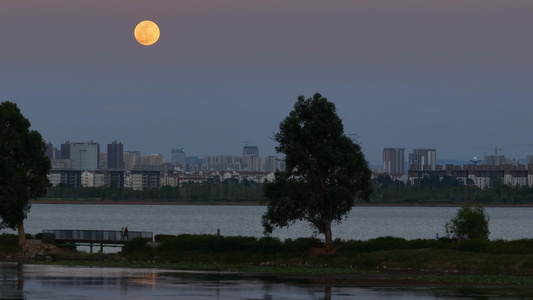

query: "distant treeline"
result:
(43, 178), (265, 203)
(373, 174), (533, 205)
(43, 175), (533, 205)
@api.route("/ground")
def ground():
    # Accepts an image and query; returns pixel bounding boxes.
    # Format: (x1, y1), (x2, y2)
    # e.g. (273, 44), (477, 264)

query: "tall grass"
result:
(119, 234), (533, 274)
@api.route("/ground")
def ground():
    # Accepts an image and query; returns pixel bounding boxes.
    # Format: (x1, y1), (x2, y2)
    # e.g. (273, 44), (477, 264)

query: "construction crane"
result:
(493, 146), (502, 156)
(472, 146), (502, 156)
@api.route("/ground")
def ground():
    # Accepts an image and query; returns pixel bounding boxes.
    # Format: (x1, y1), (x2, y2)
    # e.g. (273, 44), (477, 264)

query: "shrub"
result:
(445, 204), (490, 240)
(42, 233), (56, 244)
(122, 237), (152, 254)
(154, 234), (175, 242)
(453, 239), (490, 253)
(0, 234), (20, 252)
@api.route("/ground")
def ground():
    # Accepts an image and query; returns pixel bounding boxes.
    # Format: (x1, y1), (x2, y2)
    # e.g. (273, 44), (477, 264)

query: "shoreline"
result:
(29, 199), (533, 207)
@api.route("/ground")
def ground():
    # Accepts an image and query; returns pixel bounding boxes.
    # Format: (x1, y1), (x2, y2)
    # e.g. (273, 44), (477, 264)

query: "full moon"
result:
(134, 20), (160, 46)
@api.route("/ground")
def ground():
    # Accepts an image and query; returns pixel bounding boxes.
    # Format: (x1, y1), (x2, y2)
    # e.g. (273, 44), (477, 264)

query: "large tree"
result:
(0, 101), (51, 246)
(262, 93), (372, 247)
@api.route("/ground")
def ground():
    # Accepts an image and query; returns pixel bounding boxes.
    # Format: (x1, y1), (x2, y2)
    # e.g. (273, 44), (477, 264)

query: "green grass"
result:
(10, 234), (533, 285)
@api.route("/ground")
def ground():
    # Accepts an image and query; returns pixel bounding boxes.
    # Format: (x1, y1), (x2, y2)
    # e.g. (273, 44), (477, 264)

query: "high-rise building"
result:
(45, 142), (54, 159)
(70, 142), (100, 170)
(107, 141), (124, 169)
(138, 154), (164, 166)
(243, 145), (261, 171)
(202, 155), (240, 171)
(171, 148), (186, 165)
(60, 141), (71, 159)
(124, 151), (141, 171)
(264, 156), (282, 172)
(383, 148), (405, 174)
(408, 149), (437, 171)
(243, 146), (259, 156)
(483, 155), (513, 166)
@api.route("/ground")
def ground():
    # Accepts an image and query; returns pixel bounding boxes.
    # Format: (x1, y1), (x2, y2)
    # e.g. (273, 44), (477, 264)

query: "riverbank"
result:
(30, 199), (261, 205)
(4, 234), (533, 287)
(30, 199), (533, 207)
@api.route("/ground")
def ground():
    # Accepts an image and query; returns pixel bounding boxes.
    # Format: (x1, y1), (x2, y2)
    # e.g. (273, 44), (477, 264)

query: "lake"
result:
(2, 263), (533, 300)
(9, 204), (533, 241)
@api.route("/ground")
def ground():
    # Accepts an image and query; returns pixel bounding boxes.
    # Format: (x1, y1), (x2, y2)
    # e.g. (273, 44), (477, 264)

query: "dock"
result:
(42, 229), (153, 253)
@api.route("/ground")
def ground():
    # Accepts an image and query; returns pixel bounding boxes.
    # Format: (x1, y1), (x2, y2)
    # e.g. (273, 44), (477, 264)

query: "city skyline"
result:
(3, 1), (533, 165)
(47, 138), (533, 168)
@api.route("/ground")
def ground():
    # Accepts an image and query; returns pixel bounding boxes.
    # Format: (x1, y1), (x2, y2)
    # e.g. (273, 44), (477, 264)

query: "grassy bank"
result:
(4, 234), (533, 285)
(117, 235), (533, 275)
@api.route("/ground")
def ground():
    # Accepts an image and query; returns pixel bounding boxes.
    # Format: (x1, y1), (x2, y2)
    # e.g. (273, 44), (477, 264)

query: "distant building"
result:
(264, 156), (282, 172)
(70, 142), (100, 170)
(408, 149), (437, 171)
(171, 148), (186, 165)
(136, 154), (164, 169)
(124, 151), (141, 171)
(243, 145), (262, 172)
(483, 155), (513, 166)
(60, 141), (71, 159)
(45, 142), (54, 159)
(131, 170), (160, 190)
(107, 141), (124, 169)
(243, 146), (259, 156)
(203, 155), (241, 171)
(383, 148), (405, 174)
(49, 169), (82, 187)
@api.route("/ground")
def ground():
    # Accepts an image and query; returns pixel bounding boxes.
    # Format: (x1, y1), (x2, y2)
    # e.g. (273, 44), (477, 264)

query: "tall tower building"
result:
(107, 141), (124, 169)
(61, 141), (71, 159)
(383, 148), (405, 174)
(171, 148), (186, 165)
(45, 142), (54, 159)
(408, 149), (437, 171)
(243, 145), (261, 171)
(243, 146), (259, 156)
(70, 142), (100, 170)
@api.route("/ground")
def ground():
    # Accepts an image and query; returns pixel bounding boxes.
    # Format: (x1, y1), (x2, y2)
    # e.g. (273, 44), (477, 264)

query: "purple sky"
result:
(2, 1), (533, 165)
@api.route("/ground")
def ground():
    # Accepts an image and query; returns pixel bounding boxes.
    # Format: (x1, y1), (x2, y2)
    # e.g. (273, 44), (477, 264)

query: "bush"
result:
(154, 234), (175, 242)
(42, 233), (56, 244)
(445, 204), (490, 240)
(453, 239), (490, 253)
(0, 234), (20, 252)
(122, 237), (152, 254)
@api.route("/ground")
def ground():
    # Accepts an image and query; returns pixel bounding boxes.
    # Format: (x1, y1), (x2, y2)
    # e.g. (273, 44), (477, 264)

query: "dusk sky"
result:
(2, 1), (532, 165)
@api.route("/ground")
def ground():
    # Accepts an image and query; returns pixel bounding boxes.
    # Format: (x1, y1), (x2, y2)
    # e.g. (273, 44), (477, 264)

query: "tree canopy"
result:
(262, 93), (372, 247)
(0, 101), (51, 245)
(445, 204), (490, 240)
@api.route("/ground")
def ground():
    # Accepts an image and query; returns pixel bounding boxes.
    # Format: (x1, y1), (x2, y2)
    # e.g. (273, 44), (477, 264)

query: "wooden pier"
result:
(42, 229), (153, 253)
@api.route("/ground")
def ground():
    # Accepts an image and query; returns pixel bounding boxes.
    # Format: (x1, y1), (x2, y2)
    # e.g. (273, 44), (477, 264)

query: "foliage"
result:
(0, 101), (51, 245)
(445, 204), (490, 240)
(262, 93), (372, 246)
(0, 233), (21, 252)
(121, 237), (153, 254)
(44, 177), (265, 202)
(371, 173), (533, 205)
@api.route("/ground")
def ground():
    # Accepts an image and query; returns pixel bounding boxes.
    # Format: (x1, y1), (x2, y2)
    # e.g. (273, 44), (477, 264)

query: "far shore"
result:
(30, 199), (533, 207)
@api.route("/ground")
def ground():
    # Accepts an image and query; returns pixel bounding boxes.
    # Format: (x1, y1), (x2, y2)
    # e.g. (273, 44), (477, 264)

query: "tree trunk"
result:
(323, 220), (333, 248)
(18, 221), (26, 246)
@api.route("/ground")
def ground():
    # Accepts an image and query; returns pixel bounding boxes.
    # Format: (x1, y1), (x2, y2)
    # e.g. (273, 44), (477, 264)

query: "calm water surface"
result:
(1, 263), (532, 300)
(11, 204), (533, 241)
